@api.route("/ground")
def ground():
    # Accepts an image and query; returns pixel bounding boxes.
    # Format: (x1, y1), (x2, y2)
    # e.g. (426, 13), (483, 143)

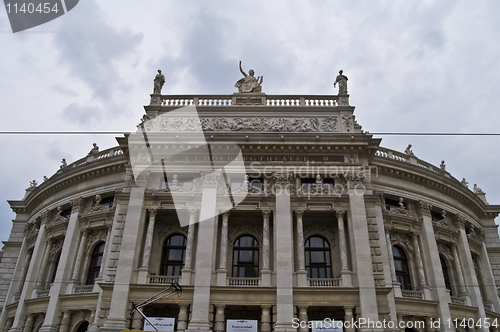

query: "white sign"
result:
(311, 320), (343, 332)
(144, 317), (175, 332)
(226, 319), (258, 332)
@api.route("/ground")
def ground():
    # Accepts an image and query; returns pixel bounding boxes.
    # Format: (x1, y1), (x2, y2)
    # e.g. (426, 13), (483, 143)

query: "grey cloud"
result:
(61, 102), (103, 126)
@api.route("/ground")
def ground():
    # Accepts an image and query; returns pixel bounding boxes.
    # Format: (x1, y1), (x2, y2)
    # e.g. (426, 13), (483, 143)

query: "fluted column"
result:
(71, 230), (89, 283)
(296, 210), (307, 287)
(336, 210), (351, 287)
(261, 305), (271, 332)
(36, 240), (53, 290)
(177, 304), (189, 332)
(22, 314), (35, 332)
(181, 209), (197, 285)
(138, 209), (157, 283)
(261, 210), (272, 286)
(214, 305), (225, 332)
(217, 211), (230, 286)
(58, 311), (72, 332)
(452, 245), (467, 296)
(412, 232), (427, 289)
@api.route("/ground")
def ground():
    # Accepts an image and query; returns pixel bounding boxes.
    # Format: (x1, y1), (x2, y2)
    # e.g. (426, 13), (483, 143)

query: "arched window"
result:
(86, 242), (105, 285)
(232, 236), (259, 278)
(305, 236), (332, 279)
(392, 245), (411, 290)
(440, 255), (453, 295)
(160, 234), (187, 276)
(76, 321), (89, 332)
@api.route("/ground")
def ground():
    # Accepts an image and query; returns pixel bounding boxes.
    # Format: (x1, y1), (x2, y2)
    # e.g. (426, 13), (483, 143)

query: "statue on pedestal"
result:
(153, 69), (165, 94)
(235, 61), (263, 93)
(334, 70), (348, 94)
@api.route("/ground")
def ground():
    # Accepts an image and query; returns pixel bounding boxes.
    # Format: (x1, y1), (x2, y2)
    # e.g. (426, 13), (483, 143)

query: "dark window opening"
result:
(440, 255), (453, 296)
(385, 199), (403, 211)
(392, 245), (412, 290)
(232, 236), (259, 278)
(99, 196), (114, 208)
(86, 242), (105, 285)
(160, 234), (187, 276)
(305, 236), (332, 279)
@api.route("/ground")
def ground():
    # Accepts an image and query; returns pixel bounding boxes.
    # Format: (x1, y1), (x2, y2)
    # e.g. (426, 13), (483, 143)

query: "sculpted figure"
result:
(334, 70), (348, 94)
(461, 178), (469, 187)
(153, 69), (165, 94)
(88, 143), (99, 155)
(404, 144), (414, 157)
(235, 61), (263, 93)
(60, 158), (67, 169)
(440, 160), (446, 170)
(473, 184), (484, 194)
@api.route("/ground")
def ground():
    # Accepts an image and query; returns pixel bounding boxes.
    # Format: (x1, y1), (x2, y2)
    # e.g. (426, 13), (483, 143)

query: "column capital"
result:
(456, 215), (467, 229)
(335, 210), (345, 218)
(70, 197), (84, 213)
(222, 210), (230, 220)
(148, 208), (158, 217)
(201, 171), (221, 188)
(418, 200), (432, 217)
(295, 210), (304, 218)
(262, 209), (271, 218)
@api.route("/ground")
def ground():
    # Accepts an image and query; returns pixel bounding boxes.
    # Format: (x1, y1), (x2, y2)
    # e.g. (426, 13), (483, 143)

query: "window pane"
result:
(168, 249), (184, 261)
(311, 251), (324, 263)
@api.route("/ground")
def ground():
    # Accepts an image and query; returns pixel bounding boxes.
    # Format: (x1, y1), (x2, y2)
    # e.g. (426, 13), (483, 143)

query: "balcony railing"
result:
(308, 278), (341, 287)
(148, 275), (180, 285)
(401, 290), (423, 299)
(74, 285), (94, 294)
(451, 296), (466, 305)
(228, 277), (260, 287)
(156, 95), (341, 107)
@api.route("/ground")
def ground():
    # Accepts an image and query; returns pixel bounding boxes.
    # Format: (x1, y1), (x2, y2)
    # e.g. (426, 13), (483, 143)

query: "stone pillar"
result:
(138, 209), (157, 283)
(187, 172), (221, 332)
(346, 175), (380, 325)
(297, 306), (308, 332)
(214, 305), (225, 332)
(261, 210), (272, 286)
(181, 209), (197, 285)
(35, 240), (53, 290)
(336, 210), (351, 287)
(177, 304), (189, 332)
(474, 255), (492, 309)
(452, 245), (468, 297)
(411, 233), (428, 291)
(5, 318), (14, 332)
(295, 210), (307, 287)
(273, 173), (295, 332)
(11, 212), (50, 332)
(101, 187), (146, 332)
(456, 217), (488, 329)
(71, 230), (89, 283)
(22, 314), (35, 332)
(480, 242), (500, 312)
(40, 198), (84, 332)
(14, 249), (33, 300)
(217, 211), (230, 286)
(343, 306), (355, 332)
(417, 201), (453, 332)
(58, 311), (72, 332)
(424, 316), (435, 332)
(261, 305), (271, 332)
(95, 226), (112, 285)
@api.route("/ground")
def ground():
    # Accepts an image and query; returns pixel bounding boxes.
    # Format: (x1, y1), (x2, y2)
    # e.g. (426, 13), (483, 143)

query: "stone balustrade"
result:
(73, 285), (94, 294)
(401, 290), (423, 299)
(228, 277), (260, 287)
(148, 275), (181, 285)
(375, 147), (447, 174)
(451, 296), (466, 305)
(308, 278), (341, 287)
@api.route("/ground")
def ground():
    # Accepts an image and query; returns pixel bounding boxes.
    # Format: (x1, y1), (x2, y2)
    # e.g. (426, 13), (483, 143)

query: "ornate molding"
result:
(341, 114), (354, 132)
(202, 172), (221, 188)
(273, 172), (294, 186)
(135, 172), (150, 187)
(418, 200), (432, 217)
(152, 116), (339, 133)
(70, 197), (83, 214)
(389, 232), (414, 254)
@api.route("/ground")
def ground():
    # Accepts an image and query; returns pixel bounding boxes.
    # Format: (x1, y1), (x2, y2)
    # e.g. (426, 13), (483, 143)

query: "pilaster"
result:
(138, 209), (157, 283)
(181, 209), (198, 285)
(261, 209), (272, 287)
(216, 211), (230, 286)
(295, 210), (307, 287)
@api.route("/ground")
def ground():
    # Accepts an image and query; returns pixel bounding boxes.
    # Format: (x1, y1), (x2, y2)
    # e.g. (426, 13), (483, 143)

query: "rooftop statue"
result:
(153, 69), (165, 94)
(334, 70), (348, 95)
(235, 61), (263, 93)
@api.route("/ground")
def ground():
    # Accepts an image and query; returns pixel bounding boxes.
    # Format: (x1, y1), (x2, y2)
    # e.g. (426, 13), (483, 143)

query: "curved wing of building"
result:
(1, 79), (500, 332)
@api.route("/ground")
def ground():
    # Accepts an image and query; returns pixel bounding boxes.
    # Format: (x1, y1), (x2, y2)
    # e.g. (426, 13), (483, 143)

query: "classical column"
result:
(181, 209), (197, 285)
(36, 240), (53, 290)
(261, 305), (271, 332)
(177, 304), (189, 332)
(296, 210), (307, 287)
(343, 306), (355, 332)
(411, 232), (428, 289)
(451, 245), (467, 297)
(58, 311), (72, 332)
(474, 256), (492, 309)
(214, 305), (225, 332)
(22, 314), (35, 332)
(417, 201), (453, 332)
(424, 317), (435, 332)
(479, 242), (500, 312)
(261, 210), (272, 286)
(14, 249), (33, 300)
(336, 210), (351, 287)
(297, 306), (308, 332)
(72, 230), (89, 283)
(95, 226), (112, 283)
(273, 172), (295, 332)
(138, 209), (157, 283)
(217, 211), (230, 286)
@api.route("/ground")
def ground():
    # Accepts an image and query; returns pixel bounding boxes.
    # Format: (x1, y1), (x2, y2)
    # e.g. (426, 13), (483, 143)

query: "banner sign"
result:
(226, 319), (258, 332)
(144, 317), (175, 332)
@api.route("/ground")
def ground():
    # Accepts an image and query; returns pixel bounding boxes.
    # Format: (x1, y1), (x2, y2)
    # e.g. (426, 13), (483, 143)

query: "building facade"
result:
(1, 76), (500, 332)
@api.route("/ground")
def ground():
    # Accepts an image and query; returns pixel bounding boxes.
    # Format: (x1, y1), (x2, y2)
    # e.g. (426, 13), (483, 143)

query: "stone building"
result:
(1, 71), (500, 332)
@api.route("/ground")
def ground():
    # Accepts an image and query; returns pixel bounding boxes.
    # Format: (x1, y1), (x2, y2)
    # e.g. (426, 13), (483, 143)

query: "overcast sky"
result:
(1, 0), (500, 243)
